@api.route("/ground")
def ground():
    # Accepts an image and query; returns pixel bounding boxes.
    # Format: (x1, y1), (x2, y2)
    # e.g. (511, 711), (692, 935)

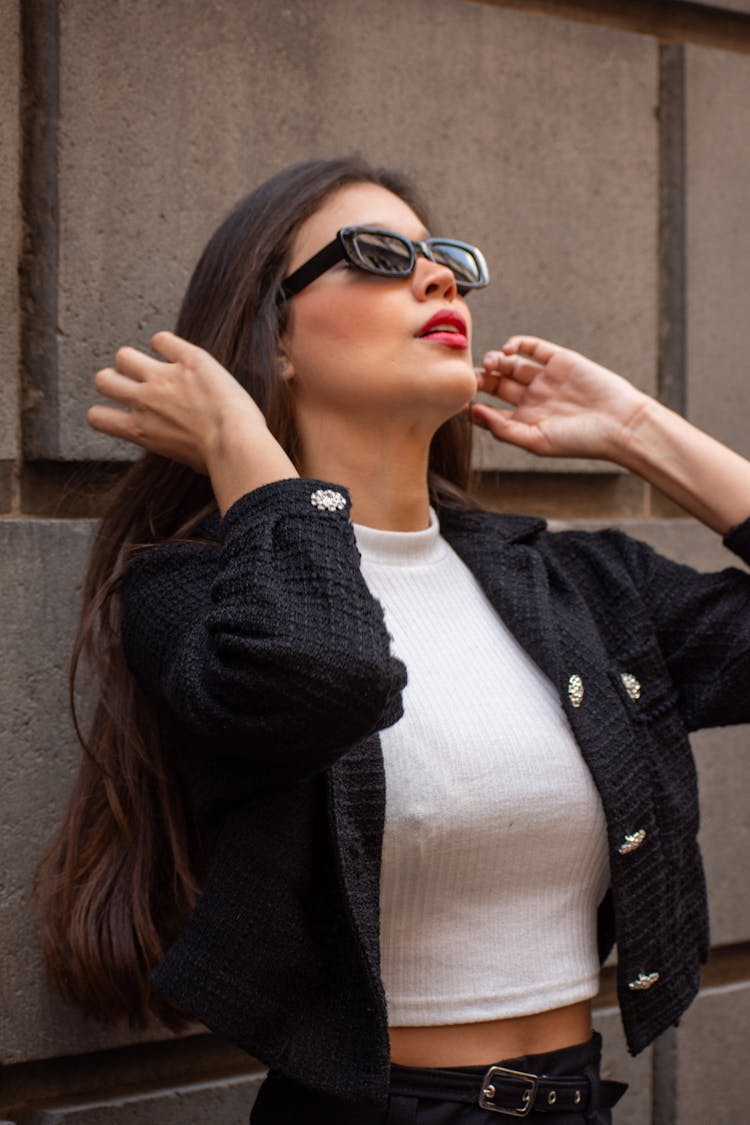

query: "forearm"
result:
(611, 396), (750, 535)
(122, 479), (407, 780)
(205, 423), (299, 515)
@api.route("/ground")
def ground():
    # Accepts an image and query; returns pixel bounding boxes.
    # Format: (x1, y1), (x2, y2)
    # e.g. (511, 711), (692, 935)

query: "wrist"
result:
(205, 418), (299, 515)
(605, 391), (665, 471)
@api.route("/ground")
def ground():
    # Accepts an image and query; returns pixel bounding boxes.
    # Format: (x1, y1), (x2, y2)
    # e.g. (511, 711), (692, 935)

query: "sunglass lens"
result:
(429, 243), (483, 287)
(352, 231), (413, 275)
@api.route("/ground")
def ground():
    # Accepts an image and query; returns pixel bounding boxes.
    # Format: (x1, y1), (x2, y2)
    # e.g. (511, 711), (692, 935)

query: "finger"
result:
(114, 346), (162, 382)
(475, 369), (500, 394)
(494, 376), (525, 405)
(87, 403), (139, 442)
(483, 351), (540, 385)
(94, 366), (144, 404)
(151, 330), (196, 364)
(501, 356), (543, 386)
(471, 402), (516, 434)
(475, 372), (524, 405)
(481, 350), (507, 371)
(470, 403), (547, 454)
(502, 336), (558, 364)
(482, 350), (521, 373)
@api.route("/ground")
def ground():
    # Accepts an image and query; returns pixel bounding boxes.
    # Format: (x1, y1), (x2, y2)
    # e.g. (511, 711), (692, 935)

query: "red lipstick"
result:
(417, 310), (468, 350)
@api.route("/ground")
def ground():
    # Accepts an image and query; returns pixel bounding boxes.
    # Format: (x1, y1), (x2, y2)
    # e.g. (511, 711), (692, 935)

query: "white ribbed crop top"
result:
(352, 509), (610, 1027)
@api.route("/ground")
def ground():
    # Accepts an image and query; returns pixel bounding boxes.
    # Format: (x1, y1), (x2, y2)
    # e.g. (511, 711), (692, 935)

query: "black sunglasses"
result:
(279, 226), (490, 301)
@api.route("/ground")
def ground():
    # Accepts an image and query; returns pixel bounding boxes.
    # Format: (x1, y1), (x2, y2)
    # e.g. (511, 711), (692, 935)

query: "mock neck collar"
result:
(352, 507), (446, 567)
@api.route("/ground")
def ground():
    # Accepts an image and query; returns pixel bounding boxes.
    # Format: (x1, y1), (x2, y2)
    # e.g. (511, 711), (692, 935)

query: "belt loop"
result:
(386, 1093), (418, 1125)
(582, 1061), (600, 1123)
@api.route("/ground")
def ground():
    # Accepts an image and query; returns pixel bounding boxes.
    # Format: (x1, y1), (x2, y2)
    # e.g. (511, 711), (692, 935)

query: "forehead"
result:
(288, 182), (428, 271)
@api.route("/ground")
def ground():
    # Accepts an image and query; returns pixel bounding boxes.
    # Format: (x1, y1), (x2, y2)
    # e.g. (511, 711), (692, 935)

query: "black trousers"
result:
(250, 1032), (624, 1124)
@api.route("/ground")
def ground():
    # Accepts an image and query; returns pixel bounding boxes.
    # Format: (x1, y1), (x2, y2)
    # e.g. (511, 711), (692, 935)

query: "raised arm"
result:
(472, 336), (750, 536)
(89, 331), (298, 513)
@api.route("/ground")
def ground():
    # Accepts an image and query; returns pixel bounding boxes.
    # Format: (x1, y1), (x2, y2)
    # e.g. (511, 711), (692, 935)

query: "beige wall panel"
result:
(0, 0), (19, 460)
(35, 1073), (264, 1125)
(550, 515), (750, 571)
(57, 0), (657, 468)
(590, 516), (750, 573)
(592, 1007), (652, 1124)
(670, 982), (750, 1125)
(0, 519), (181, 1064)
(686, 46), (750, 461)
(693, 728), (750, 945)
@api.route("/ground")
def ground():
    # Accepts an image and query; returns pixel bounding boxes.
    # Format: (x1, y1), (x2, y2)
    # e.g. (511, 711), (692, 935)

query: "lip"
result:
(416, 309), (468, 350)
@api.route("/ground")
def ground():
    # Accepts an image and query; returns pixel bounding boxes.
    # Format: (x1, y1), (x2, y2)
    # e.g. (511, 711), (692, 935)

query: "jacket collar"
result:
(436, 503), (547, 545)
(438, 504), (560, 689)
(199, 500), (547, 547)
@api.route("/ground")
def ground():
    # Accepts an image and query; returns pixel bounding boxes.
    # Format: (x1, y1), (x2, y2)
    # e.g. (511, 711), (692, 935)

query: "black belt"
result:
(388, 1061), (628, 1118)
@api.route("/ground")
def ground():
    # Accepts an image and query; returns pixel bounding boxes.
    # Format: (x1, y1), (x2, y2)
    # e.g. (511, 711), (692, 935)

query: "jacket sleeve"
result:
(609, 513), (750, 731)
(121, 478), (406, 783)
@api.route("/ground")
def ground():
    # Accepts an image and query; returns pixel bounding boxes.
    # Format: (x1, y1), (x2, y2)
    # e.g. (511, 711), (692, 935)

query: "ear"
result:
(276, 348), (295, 382)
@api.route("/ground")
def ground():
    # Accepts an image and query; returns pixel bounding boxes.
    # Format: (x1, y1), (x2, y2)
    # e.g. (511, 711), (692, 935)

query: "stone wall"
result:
(3, 1), (749, 1121)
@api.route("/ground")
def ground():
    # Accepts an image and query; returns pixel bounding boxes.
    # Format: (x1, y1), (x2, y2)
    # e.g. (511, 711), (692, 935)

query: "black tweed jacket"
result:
(121, 477), (750, 1106)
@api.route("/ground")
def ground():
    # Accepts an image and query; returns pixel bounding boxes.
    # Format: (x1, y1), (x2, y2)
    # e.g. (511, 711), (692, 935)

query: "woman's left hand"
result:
(471, 335), (648, 463)
(472, 334), (750, 535)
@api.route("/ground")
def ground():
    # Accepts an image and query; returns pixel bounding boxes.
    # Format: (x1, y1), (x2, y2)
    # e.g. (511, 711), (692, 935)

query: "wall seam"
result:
(652, 1026), (679, 1125)
(19, 0), (60, 466)
(657, 43), (687, 418)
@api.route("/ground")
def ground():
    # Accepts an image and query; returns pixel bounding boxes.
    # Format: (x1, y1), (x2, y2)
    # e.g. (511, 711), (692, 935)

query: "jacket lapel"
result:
(440, 508), (561, 690)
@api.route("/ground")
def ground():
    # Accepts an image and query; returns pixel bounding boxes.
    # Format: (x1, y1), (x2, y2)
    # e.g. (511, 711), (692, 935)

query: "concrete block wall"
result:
(3, 1), (749, 1121)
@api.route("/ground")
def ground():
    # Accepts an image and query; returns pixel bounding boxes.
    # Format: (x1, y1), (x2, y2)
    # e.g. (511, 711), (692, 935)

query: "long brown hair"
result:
(35, 156), (475, 1029)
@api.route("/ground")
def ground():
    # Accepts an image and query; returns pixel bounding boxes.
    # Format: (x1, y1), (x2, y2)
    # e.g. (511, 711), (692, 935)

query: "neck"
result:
(298, 414), (434, 531)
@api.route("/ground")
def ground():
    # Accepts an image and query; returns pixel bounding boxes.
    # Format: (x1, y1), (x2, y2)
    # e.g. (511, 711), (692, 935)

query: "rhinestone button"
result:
(621, 672), (642, 701)
(567, 674), (584, 708)
(618, 828), (647, 855)
(628, 970), (660, 991)
(310, 488), (346, 512)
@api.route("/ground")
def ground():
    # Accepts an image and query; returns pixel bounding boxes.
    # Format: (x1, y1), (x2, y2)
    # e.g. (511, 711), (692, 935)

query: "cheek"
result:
(289, 291), (401, 379)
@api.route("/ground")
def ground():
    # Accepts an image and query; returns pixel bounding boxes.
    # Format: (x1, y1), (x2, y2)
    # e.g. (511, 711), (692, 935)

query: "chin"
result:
(426, 360), (478, 407)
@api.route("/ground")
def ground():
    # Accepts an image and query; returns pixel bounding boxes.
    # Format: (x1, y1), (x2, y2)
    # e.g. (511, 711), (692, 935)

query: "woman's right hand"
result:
(89, 331), (269, 473)
(89, 331), (299, 512)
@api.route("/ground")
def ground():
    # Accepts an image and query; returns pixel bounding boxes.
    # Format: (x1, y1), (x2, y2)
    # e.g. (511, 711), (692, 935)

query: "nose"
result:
(411, 254), (458, 302)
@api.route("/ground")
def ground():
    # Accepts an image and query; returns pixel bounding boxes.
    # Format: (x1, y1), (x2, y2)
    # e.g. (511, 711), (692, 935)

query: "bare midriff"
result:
(389, 999), (592, 1067)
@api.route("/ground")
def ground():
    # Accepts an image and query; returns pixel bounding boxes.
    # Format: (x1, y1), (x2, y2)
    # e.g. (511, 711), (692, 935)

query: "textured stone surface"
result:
(0, 518), (177, 1064)
(56, 0), (657, 470)
(670, 982), (750, 1125)
(0, 0), (19, 459)
(588, 516), (750, 573)
(693, 727), (750, 946)
(686, 46), (750, 461)
(35, 1073), (264, 1124)
(593, 1006), (652, 1125)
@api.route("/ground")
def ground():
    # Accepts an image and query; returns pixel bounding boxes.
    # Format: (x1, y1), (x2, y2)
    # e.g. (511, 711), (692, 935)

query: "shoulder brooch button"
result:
(310, 488), (346, 512)
(618, 828), (647, 855)
(567, 674), (584, 709)
(628, 971), (660, 991)
(620, 672), (642, 701)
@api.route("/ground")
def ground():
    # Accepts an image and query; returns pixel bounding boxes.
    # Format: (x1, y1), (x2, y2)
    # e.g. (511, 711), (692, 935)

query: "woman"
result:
(36, 157), (750, 1124)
